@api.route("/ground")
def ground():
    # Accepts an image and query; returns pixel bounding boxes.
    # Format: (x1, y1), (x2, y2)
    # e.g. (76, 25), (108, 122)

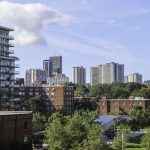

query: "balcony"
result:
(0, 34), (14, 40)
(0, 49), (14, 54)
(0, 41), (14, 47)
(0, 62), (20, 68)
(0, 70), (20, 74)
(0, 76), (7, 80)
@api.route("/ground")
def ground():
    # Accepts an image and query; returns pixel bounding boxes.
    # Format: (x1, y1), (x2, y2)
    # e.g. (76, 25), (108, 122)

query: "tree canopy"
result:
(45, 110), (109, 150)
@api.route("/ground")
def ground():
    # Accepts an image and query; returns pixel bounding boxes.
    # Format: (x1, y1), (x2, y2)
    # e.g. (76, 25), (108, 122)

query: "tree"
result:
(132, 87), (150, 99)
(141, 130), (150, 150)
(25, 96), (46, 114)
(129, 105), (145, 130)
(112, 127), (129, 150)
(74, 84), (89, 97)
(45, 110), (108, 150)
(32, 113), (46, 133)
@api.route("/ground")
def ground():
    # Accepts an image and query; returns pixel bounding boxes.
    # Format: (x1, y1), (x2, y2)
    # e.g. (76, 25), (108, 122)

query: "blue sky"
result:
(0, 0), (150, 82)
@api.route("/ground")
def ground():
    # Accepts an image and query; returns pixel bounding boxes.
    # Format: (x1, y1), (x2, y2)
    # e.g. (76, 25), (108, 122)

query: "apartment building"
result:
(90, 62), (124, 85)
(124, 73), (142, 84)
(14, 85), (74, 112)
(25, 69), (46, 86)
(99, 97), (150, 115)
(50, 56), (62, 75)
(47, 74), (69, 86)
(72, 66), (86, 86)
(0, 26), (19, 109)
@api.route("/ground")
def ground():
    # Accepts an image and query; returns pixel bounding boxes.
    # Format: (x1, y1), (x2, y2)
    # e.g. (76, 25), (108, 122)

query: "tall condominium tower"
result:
(0, 26), (19, 108)
(124, 73), (142, 84)
(43, 59), (53, 78)
(50, 56), (62, 75)
(25, 69), (46, 86)
(90, 62), (124, 86)
(72, 66), (86, 86)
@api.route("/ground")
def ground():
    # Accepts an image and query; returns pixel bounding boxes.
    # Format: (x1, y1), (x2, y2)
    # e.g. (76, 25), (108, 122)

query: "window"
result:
(24, 121), (28, 130)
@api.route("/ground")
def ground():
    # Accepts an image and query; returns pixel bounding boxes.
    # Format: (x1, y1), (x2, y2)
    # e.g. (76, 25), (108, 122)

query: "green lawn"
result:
(126, 136), (145, 150)
(126, 148), (145, 150)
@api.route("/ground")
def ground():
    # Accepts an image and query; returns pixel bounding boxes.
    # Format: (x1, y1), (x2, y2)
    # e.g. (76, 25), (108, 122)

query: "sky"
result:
(0, 0), (150, 82)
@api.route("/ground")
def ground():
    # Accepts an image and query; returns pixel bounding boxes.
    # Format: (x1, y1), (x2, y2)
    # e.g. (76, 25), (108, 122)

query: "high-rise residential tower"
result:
(50, 56), (62, 75)
(124, 73), (142, 84)
(25, 69), (46, 86)
(0, 26), (19, 108)
(90, 62), (124, 85)
(43, 59), (53, 78)
(72, 66), (86, 86)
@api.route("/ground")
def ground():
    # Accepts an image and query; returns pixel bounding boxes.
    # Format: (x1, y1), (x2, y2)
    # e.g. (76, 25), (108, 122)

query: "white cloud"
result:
(0, 1), (72, 46)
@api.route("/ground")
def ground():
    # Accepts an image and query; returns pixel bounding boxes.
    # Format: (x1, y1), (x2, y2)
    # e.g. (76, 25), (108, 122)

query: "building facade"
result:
(0, 111), (32, 149)
(43, 59), (53, 78)
(72, 66), (86, 86)
(144, 80), (150, 86)
(90, 62), (124, 85)
(124, 73), (142, 84)
(25, 69), (46, 86)
(90, 66), (102, 86)
(50, 56), (62, 75)
(0, 26), (19, 109)
(14, 85), (74, 112)
(47, 74), (69, 86)
(99, 98), (150, 115)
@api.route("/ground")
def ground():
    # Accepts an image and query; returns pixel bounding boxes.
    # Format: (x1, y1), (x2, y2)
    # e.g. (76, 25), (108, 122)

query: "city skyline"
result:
(0, 0), (150, 82)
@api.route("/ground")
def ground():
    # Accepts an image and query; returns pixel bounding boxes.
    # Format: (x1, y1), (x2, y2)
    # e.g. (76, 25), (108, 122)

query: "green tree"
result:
(32, 113), (46, 133)
(25, 96), (46, 114)
(45, 110), (108, 150)
(132, 87), (150, 99)
(141, 130), (150, 150)
(129, 105), (145, 130)
(74, 84), (89, 97)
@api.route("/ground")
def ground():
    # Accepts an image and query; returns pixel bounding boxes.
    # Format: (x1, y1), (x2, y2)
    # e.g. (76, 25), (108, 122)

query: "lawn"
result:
(126, 135), (145, 150)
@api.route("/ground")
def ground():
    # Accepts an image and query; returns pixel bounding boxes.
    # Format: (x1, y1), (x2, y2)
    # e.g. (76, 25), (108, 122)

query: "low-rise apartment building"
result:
(99, 97), (150, 115)
(14, 85), (74, 112)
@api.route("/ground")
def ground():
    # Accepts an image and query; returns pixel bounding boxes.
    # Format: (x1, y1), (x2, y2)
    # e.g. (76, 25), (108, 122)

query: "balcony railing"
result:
(0, 34), (14, 40)
(0, 70), (20, 74)
(0, 41), (14, 47)
(0, 49), (14, 54)
(0, 62), (20, 68)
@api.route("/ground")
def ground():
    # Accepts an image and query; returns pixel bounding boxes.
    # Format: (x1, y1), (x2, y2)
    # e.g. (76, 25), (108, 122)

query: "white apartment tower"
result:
(72, 66), (86, 86)
(124, 73), (142, 84)
(25, 69), (46, 86)
(90, 62), (124, 86)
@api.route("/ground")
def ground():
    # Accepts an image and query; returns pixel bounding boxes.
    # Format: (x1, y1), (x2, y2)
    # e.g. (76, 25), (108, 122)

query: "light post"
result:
(122, 131), (124, 150)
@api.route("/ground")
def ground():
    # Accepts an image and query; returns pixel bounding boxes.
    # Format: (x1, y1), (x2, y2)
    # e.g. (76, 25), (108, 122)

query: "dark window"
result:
(24, 121), (27, 129)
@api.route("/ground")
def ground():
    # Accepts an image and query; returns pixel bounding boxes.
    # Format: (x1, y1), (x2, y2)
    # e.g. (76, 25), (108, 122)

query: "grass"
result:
(126, 135), (145, 150)
(126, 148), (145, 150)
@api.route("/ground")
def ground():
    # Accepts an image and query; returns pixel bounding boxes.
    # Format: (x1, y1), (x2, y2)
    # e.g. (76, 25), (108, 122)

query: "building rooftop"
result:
(101, 98), (150, 101)
(0, 26), (14, 31)
(0, 111), (32, 116)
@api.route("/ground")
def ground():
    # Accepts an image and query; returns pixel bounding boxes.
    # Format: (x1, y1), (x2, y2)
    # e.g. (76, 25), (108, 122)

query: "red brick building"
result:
(0, 111), (32, 149)
(100, 98), (150, 115)
(14, 85), (74, 112)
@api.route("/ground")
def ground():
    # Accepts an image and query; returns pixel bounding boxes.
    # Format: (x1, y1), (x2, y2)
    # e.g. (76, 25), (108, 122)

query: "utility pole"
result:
(122, 130), (124, 150)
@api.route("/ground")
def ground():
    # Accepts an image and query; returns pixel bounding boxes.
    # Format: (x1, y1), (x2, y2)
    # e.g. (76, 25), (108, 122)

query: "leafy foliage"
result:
(89, 82), (146, 99)
(25, 96), (46, 114)
(45, 110), (109, 150)
(141, 130), (150, 150)
(32, 113), (46, 133)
